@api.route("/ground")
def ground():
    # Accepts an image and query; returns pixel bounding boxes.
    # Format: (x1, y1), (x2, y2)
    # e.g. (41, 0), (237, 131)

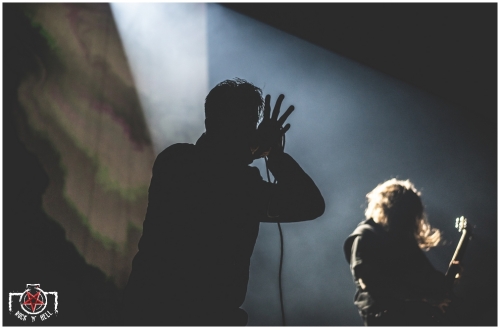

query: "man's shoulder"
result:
(156, 143), (196, 160)
(152, 143), (197, 171)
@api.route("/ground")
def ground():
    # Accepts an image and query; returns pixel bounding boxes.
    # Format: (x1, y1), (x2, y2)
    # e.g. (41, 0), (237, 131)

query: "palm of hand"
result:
(252, 94), (294, 158)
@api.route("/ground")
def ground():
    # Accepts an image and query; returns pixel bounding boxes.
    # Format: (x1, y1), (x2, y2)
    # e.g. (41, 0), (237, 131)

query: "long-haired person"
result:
(344, 179), (451, 326)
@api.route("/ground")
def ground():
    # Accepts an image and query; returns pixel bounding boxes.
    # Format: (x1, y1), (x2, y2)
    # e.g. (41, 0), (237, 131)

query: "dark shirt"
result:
(124, 134), (324, 325)
(343, 219), (446, 325)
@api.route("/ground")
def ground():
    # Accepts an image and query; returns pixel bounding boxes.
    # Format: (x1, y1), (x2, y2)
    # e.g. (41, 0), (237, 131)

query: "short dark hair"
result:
(204, 78), (264, 127)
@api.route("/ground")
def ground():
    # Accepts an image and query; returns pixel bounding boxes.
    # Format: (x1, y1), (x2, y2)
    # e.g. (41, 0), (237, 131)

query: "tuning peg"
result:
(455, 216), (468, 232)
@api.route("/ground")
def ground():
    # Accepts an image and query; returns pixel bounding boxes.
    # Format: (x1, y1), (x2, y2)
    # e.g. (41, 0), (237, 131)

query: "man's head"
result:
(204, 78), (264, 143)
(364, 178), (441, 250)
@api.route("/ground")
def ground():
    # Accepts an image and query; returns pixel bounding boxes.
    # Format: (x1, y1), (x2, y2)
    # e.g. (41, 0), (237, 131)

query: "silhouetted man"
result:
(123, 79), (325, 325)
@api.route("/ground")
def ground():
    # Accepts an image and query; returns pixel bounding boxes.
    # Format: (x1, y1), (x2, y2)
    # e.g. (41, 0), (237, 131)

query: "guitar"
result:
(425, 216), (472, 325)
(444, 216), (473, 292)
(410, 216), (472, 325)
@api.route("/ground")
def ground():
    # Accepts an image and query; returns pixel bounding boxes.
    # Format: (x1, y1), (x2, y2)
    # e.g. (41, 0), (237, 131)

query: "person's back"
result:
(123, 79), (325, 325)
(125, 141), (262, 324)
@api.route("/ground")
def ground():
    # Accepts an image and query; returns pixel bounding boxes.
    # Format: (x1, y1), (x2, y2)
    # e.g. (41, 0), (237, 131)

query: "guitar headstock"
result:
(455, 216), (468, 233)
(447, 216), (472, 287)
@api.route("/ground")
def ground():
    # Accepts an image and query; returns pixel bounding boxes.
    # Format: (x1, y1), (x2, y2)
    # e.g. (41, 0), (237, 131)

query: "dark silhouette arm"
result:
(248, 93), (324, 223)
(261, 152), (325, 223)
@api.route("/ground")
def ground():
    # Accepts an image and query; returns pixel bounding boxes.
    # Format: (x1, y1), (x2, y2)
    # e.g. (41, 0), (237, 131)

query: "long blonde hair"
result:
(364, 178), (441, 250)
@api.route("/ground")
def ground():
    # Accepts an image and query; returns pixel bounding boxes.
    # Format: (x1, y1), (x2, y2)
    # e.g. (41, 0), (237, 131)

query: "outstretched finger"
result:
(264, 95), (271, 120)
(278, 105), (294, 126)
(272, 94), (285, 121)
(281, 123), (291, 134)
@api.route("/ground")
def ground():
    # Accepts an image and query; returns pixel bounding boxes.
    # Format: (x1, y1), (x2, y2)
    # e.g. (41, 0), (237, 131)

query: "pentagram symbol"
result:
(20, 287), (47, 315)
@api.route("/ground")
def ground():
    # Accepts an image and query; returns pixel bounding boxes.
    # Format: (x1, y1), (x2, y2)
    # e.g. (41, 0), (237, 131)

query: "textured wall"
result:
(14, 3), (155, 287)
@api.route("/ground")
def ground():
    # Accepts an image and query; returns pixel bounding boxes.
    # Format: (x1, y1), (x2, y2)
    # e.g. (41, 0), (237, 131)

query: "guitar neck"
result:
(444, 228), (471, 291)
(450, 229), (471, 263)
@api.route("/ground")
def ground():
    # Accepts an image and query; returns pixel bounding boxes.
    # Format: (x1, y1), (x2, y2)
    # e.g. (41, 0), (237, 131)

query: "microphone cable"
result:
(264, 134), (286, 326)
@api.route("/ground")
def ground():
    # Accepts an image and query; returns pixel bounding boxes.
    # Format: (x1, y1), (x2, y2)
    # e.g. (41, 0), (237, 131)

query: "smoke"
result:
(110, 3), (495, 325)
(9, 3), (494, 325)
(111, 3), (208, 153)
(207, 4), (495, 325)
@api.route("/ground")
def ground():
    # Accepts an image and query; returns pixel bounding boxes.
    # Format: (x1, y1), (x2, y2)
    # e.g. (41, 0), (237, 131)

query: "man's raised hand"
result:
(252, 94), (294, 158)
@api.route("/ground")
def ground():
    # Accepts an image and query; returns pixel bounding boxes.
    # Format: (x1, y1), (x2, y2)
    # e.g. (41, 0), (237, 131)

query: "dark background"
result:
(224, 3), (497, 148)
(3, 3), (496, 326)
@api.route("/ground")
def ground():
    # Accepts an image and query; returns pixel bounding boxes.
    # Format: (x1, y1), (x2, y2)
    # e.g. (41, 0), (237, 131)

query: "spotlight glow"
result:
(111, 3), (208, 153)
